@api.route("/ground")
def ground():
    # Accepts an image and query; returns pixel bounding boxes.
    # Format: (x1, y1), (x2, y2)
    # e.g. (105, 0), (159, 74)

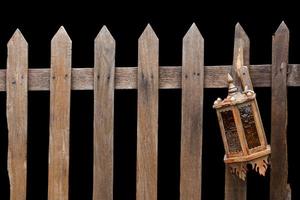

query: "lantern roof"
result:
(213, 74), (255, 109)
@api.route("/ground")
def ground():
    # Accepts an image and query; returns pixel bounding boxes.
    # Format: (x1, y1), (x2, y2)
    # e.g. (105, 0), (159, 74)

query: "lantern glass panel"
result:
(221, 110), (242, 153)
(238, 103), (261, 149)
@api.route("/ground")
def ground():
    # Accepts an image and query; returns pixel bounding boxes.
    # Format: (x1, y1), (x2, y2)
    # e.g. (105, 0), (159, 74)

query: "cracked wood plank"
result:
(7, 29), (28, 200)
(270, 21), (291, 200)
(225, 23), (248, 200)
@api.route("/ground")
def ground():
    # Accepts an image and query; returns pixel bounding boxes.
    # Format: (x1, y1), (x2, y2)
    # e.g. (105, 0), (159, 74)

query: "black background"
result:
(0, 1), (299, 200)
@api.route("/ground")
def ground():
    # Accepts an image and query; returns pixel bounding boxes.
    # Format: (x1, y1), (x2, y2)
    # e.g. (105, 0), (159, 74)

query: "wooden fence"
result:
(2, 22), (293, 200)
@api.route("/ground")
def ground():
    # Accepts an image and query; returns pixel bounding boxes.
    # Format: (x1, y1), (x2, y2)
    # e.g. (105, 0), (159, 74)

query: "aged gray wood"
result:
(93, 26), (115, 200)
(225, 23), (248, 200)
(231, 23), (250, 91)
(239, 66), (253, 90)
(136, 25), (159, 200)
(270, 21), (291, 200)
(7, 29), (28, 200)
(180, 23), (204, 200)
(48, 27), (72, 200)
(0, 64), (300, 90)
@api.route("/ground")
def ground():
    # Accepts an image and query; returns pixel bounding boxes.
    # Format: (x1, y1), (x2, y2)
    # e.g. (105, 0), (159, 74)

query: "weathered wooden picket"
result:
(3, 22), (292, 200)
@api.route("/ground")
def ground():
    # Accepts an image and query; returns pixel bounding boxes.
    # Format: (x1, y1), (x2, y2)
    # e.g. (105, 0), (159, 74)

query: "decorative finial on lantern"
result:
(228, 73), (238, 95)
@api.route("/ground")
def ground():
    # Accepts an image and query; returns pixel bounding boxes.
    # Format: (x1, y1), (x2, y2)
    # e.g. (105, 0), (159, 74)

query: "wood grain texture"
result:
(7, 29), (28, 200)
(239, 66), (254, 90)
(93, 26), (115, 200)
(225, 23), (248, 200)
(180, 24), (204, 200)
(48, 27), (72, 200)
(287, 64), (300, 86)
(0, 64), (299, 90)
(231, 23), (250, 91)
(136, 25), (159, 200)
(270, 22), (291, 200)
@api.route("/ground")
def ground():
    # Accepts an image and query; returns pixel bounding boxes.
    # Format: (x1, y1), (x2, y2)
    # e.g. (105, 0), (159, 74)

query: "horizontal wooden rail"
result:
(0, 64), (299, 90)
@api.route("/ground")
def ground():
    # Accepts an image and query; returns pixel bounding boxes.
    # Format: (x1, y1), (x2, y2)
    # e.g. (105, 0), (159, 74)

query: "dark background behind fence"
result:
(0, 1), (299, 199)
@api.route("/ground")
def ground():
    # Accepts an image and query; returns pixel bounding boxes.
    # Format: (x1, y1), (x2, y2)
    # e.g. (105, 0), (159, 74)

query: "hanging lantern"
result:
(213, 73), (271, 180)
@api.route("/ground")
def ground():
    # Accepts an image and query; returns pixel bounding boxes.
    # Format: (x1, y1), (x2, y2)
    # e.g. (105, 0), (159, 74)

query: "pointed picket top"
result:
(183, 23), (203, 42)
(235, 22), (244, 30)
(139, 24), (158, 42)
(51, 26), (71, 44)
(95, 26), (115, 46)
(235, 23), (247, 36)
(275, 21), (289, 35)
(7, 29), (27, 47)
(235, 22), (249, 43)
(233, 22), (250, 69)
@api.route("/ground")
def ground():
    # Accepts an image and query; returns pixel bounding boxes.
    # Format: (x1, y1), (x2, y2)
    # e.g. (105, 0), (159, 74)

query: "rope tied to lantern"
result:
(213, 69), (271, 180)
